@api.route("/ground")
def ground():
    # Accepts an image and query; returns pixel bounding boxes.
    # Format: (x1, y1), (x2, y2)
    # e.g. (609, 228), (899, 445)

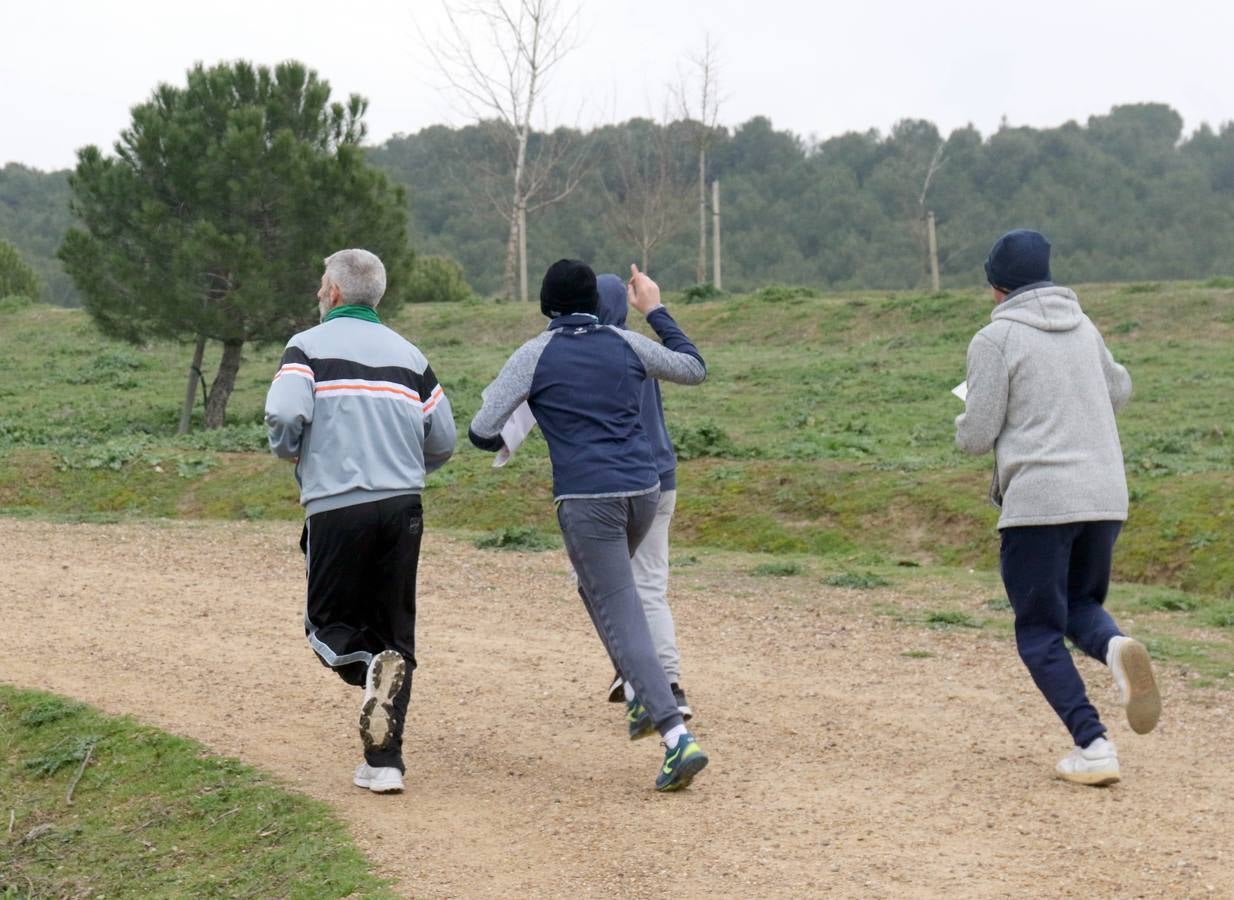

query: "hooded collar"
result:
(595, 274), (628, 328)
(992, 282), (1084, 332)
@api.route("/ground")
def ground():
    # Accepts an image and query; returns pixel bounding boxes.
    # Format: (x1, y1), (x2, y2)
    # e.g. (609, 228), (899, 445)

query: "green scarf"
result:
(323, 304), (381, 324)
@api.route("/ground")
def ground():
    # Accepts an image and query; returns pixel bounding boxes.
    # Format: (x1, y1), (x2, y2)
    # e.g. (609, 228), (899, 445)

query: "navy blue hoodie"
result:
(468, 291), (704, 499)
(595, 274), (679, 492)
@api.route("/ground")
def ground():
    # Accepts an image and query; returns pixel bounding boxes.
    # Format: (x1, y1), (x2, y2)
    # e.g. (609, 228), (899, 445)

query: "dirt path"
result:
(4, 518), (1233, 898)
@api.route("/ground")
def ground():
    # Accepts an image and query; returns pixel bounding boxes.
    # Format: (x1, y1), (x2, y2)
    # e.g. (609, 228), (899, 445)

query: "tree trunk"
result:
(712, 178), (722, 291)
(203, 339), (244, 429)
(501, 219), (518, 301)
(177, 334), (208, 435)
(697, 148), (707, 284)
(642, 243), (650, 273)
(502, 125), (530, 301)
(518, 202), (529, 302)
(927, 210), (941, 293)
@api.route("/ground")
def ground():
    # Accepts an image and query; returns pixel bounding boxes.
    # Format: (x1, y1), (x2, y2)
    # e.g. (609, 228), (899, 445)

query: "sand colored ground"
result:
(4, 518), (1233, 898)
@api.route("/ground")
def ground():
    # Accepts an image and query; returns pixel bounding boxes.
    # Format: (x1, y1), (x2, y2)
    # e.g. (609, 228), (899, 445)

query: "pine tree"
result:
(59, 60), (411, 429)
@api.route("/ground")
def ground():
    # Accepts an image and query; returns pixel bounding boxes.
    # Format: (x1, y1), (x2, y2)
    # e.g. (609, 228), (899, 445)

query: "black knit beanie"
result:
(539, 259), (599, 317)
(984, 229), (1051, 292)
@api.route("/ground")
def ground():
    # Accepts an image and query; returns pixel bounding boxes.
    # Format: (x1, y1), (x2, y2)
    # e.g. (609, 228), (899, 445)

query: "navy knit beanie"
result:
(540, 259), (599, 317)
(984, 229), (1051, 292)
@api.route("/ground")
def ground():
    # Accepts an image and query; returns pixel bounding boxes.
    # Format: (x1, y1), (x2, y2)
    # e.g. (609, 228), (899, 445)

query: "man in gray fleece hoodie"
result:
(956, 229), (1160, 787)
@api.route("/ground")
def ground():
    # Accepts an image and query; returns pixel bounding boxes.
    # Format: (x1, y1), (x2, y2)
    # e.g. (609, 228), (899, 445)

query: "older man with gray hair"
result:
(266, 248), (456, 794)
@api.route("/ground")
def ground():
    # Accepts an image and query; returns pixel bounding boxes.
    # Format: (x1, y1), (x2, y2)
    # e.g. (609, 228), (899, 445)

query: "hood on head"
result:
(595, 274), (628, 327)
(992, 284), (1084, 332)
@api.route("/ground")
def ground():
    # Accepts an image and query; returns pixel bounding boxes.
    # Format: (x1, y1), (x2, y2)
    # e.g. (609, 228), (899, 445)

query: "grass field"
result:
(0, 685), (393, 898)
(2, 280), (1230, 598)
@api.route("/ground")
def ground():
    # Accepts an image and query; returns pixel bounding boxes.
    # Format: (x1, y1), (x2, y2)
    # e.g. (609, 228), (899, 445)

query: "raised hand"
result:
(626, 263), (663, 315)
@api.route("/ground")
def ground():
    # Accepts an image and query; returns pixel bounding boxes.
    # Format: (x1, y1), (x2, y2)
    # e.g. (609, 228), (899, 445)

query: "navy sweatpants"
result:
(1000, 522), (1124, 748)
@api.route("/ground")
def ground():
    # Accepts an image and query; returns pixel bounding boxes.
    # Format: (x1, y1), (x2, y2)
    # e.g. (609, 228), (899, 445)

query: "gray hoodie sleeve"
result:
(616, 305), (706, 385)
(469, 333), (550, 449)
(955, 331), (1008, 455)
(1097, 333), (1132, 413)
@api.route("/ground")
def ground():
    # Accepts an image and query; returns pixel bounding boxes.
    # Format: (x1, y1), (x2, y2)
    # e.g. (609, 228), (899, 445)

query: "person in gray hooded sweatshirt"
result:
(955, 229), (1160, 787)
(594, 273), (693, 736)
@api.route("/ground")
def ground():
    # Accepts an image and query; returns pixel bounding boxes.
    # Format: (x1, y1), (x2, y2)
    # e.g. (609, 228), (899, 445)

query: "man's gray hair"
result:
(323, 248), (387, 307)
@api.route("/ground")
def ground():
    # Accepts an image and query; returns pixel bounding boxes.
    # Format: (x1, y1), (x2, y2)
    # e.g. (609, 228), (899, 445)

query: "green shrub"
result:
(406, 256), (472, 304)
(680, 282), (725, 303)
(751, 561), (805, 577)
(0, 293), (36, 312)
(0, 239), (42, 299)
(925, 610), (982, 629)
(474, 526), (557, 551)
(670, 421), (740, 460)
(752, 284), (818, 304)
(824, 571), (890, 589)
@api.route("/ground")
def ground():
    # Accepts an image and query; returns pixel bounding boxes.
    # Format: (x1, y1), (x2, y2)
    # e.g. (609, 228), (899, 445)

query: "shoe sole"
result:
(1057, 769), (1120, 787)
(1119, 641), (1161, 734)
(360, 652), (406, 752)
(354, 777), (405, 793)
(656, 753), (709, 792)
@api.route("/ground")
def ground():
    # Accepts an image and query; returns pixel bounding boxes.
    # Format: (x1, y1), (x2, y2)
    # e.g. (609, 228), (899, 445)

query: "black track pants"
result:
(301, 493), (422, 769)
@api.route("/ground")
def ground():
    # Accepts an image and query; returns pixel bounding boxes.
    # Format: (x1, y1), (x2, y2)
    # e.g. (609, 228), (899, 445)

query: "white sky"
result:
(4, 0), (1233, 171)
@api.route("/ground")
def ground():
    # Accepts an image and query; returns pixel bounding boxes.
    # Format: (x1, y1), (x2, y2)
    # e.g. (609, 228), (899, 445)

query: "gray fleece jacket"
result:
(955, 283), (1132, 529)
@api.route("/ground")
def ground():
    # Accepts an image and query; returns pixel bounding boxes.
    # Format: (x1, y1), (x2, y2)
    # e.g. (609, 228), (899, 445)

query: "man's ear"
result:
(330, 284), (343, 306)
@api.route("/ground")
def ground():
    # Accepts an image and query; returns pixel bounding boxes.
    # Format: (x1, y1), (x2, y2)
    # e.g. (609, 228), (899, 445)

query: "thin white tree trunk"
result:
(712, 178), (722, 291)
(697, 148), (707, 283)
(518, 201), (529, 302)
(927, 211), (941, 293)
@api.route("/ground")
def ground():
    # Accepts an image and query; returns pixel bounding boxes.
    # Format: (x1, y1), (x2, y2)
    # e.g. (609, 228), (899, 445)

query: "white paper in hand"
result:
(493, 402), (538, 468)
(951, 381), (968, 402)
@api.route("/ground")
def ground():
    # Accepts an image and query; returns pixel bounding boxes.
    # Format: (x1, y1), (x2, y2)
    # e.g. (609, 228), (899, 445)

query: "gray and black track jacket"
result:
(265, 317), (456, 515)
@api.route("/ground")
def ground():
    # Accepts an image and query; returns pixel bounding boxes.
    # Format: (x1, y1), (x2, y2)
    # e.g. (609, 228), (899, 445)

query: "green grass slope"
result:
(0, 281), (1230, 596)
(0, 685), (393, 898)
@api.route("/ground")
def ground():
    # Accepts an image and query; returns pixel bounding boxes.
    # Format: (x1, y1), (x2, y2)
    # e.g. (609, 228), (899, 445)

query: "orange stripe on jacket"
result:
(315, 382), (421, 402)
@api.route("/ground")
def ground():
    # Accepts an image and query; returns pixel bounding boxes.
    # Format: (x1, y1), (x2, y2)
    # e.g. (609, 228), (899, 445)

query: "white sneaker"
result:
(1107, 636), (1161, 734)
(1056, 737), (1120, 786)
(353, 763), (404, 794)
(360, 650), (406, 752)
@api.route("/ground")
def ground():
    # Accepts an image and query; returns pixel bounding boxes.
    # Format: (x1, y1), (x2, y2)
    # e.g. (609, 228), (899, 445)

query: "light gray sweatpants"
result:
(557, 491), (684, 735)
(630, 489), (681, 682)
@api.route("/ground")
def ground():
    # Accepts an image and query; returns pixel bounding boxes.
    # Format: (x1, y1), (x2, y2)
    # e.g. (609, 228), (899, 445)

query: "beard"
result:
(318, 297), (331, 322)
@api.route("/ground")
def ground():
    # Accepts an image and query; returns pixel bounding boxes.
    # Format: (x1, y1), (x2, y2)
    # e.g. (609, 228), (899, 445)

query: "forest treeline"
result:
(4, 102), (1233, 305)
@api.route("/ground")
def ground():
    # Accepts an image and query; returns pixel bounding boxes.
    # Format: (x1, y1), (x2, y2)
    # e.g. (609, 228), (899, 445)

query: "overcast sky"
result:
(4, 0), (1232, 172)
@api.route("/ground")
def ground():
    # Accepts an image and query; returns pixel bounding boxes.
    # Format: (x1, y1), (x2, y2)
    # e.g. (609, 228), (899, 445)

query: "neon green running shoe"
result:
(655, 732), (708, 792)
(626, 697), (654, 740)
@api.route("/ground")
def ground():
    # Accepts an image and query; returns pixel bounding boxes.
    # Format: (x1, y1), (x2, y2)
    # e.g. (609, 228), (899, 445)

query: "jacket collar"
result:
(546, 312), (600, 331)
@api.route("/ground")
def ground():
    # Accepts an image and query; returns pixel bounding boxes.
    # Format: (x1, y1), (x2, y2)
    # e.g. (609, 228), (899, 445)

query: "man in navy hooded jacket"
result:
(594, 272), (693, 735)
(469, 260), (710, 792)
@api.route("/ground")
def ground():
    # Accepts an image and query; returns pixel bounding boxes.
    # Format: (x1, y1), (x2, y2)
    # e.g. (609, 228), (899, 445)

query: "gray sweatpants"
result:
(557, 491), (685, 735)
(631, 489), (681, 682)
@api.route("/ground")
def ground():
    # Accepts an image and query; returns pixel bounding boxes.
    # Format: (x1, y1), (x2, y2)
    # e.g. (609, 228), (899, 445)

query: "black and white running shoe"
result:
(359, 650), (405, 751)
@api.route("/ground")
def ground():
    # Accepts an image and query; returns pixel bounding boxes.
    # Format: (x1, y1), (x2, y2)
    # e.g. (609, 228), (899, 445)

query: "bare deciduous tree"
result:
(425, 0), (585, 300)
(600, 117), (693, 273)
(676, 34), (722, 285)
